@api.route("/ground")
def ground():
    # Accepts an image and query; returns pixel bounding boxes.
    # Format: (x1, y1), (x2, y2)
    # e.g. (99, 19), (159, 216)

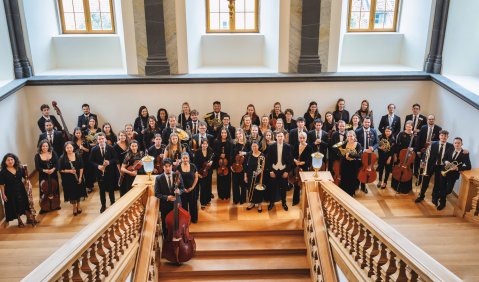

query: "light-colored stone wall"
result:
(319, 0), (331, 71)
(289, 0), (302, 72)
(133, 0), (147, 75)
(164, 0), (178, 74)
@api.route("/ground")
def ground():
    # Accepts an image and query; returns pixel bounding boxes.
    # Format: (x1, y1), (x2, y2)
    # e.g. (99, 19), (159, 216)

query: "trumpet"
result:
(379, 138), (391, 152)
(248, 155), (266, 203)
(441, 161), (463, 176)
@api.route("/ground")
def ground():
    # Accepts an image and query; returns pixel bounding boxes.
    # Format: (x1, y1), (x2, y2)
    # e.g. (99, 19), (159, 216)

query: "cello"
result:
(357, 152), (377, 184)
(392, 132), (416, 183)
(162, 172), (196, 264)
(40, 162), (61, 212)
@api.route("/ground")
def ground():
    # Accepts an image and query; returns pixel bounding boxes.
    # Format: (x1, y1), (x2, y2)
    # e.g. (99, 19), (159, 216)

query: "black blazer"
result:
(289, 128), (309, 148)
(415, 124), (442, 151)
(307, 129), (329, 155)
(444, 149), (472, 180)
(404, 114), (427, 131)
(191, 133), (214, 149)
(77, 113), (98, 131)
(355, 127), (379, 151)
(37, 116), (63, 133)
(205, 111), (228, 134)
(154, 172), (185, 212)
(333, 110), (350, 124)
(378, 114), (401, 137)
(424, 141), (454, 175)
(266, 142), (293, 173)
(292, 143), (313, 171)
(187, 120), (201, 136)
(330, 130), (347, 160)
(38, 131), (65, 157)
(89, 144), (118, 182)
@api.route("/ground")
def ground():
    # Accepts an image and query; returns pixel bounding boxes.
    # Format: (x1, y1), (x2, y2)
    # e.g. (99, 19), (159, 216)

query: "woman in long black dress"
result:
(292, 132), (313, 205)
(178, 102), (192, 130)
(213, 128), (232, 200)
(143, 116), (161, 150)
(156, 108), (169, 132)
(72, 127), (92, 193)
(113, 130), (129, 191)
(333, 98), (350, 124)
(178, 152), (199, 223)
(391, 121), (416, 194)
(195, 139), (214, 209)
(59, 142), (86, 215)
(377, 126), (396, 189)
(231, 128), (250, 205)
(260, 129), (274, 202)
(35, 140), (60, 214)
(119, 140), (144, 197)
(0, 153), (32, 227)
(339, 131), (363, 197)
(244, 141), (265, 212)
(134, 106), (149, 150)
(304, 101), (321, 131)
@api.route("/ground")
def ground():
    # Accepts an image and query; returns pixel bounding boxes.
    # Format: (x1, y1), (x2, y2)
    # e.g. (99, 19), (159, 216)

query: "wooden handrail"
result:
(22, 182), (150, 281)
(318, 180), (462, 282)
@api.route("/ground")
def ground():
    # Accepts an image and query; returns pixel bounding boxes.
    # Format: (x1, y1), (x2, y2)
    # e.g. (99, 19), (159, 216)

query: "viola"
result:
(118, 159), (143, 187)
(217, 147), (229, 176)
(392, 133), (416, 182)
(52, 101), (72, 141)
(357, 152), (378, 184)
(162, 172), (196, 263)
(40, 161), (61, 212)
(200, 152), (215, 178)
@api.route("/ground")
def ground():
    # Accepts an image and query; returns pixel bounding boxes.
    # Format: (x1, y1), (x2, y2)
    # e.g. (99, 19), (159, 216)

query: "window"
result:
(58, 0), (115, 34)
(348, 0), (399, 32)
(206, 0), (259, 33)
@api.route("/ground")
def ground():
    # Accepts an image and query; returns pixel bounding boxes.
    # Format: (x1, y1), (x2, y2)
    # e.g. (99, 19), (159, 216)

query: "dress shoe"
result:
(437, 204), (446, 211)
(376, 182), (382, 188)
(258, 207), (263, 213)
(282, 203), (289, 211)
(100, 206), (106, 213)
(361, 187), (368, 194)
(432, 198), (438, 206)
(211, 194), (215, 199)
(292, 202), (299, 206)
(246, 204), (255, 210)
(414, 197), (424, 203)
(268, 203), (274, 210)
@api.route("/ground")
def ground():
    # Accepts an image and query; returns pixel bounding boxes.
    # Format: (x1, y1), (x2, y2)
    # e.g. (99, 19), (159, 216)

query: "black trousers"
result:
(232, 172), (246, 204)
(217, 171), (231, 200)
(181, 190), (198, 223)
(198, 173), (212, 206)
(419, 165), (443, 200)
(293, 183), (301, 205)
(270, 170), (288, 204)
(98, 178), (115, 207)
(377, 151), (392, 182)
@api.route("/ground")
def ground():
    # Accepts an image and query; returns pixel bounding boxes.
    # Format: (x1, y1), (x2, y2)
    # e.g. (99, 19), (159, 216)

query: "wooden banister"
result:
(22, 182), (150, 282)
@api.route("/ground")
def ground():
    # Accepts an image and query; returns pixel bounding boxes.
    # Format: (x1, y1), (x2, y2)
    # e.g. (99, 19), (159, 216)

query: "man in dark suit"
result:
(205, 101), (228, 135)
(289, 117), (308, 148)
(415, 130), (454, 209)
(355, 117), (379, 193)
(38, 120), (65, 157)
(440, 137), (471, 209)
(378, 104), (401, 137)
(89, 133), (118, 213)
(328, 120), (347, 173)
(219, 115), (236, 139)
(37, 104), (62, 133)
(415, 114), (442, 177)
(266, 132), (293, 211)
(162, 115), (179, 145)
(307, 119), (329, 157)
(77, 103), (98, 131)
(191, 122), (214, 156)
(187, 110), (200, 136)
(404, 103), (427, 134)
(154, 158), (184, 238)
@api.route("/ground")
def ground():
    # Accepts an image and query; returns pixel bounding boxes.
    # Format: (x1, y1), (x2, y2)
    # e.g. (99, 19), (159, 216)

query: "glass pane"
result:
(376, 0), (386, 11)
(219, 12), (229, 30)
(245, 0), (255, 12)
(91, 12), (102, 30)
(360, 0), (371, 12)
(73, 0), (84, 12)
(236, 13), (245, 29)
(245, 12), (255, 29)
(383, 11), (394, 29)
(349, 11), (360, 29)
(64, 12), (76, 30)
(101, 13), (112, 30)
(89, 0), (100, 12)
(75, 12), (86, 30)
(359, 11), (370, 29)
(374, 12), (384, 28)
(209, 13), (219, 30)
(351, 0), (361, 11)
(219, 0), (229, 12)
(99, 0), (111, 12)
(209, 0), (219, 12)
(62, 0), (74, 12)
(386, 0), (396, 11)
(236, 0), (245, 12)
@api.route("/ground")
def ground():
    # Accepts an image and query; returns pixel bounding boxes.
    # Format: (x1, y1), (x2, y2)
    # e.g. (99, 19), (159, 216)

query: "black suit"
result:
(329, 131), (347, 167)
(378, 114), (401, 137)
(191, 133), (214, 157)
(307, 130), (329, 157)
(187, 120), (201, 136)
(443, 149), (472, 197)
(89, 144), (118, 207)
(37, 116), (63, 133)
(355, 127), (379, 151)
(77, 113), (98, 131)
(266, 142), (293, 204)
(205, 111), (228, 135)
(289, 128), (309, 148)
(415, 124), (442, 152)
(154, 172), (184, 238)
(404, 114), (427, 131)
(38, 130), (65, 157)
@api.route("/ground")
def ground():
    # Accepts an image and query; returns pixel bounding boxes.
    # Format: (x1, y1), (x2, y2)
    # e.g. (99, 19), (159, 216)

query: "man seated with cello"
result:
(355, 117), (379, 194)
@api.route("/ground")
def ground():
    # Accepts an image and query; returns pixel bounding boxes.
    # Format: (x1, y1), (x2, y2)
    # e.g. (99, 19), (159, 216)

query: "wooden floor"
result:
(356, 180), (479, 282)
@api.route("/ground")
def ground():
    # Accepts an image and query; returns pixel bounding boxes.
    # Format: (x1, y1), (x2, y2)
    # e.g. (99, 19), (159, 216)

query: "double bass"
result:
(357, 152), (377, 184)
(392, 133), (416, 183)
(40, 162), (61, 212)
(162, 172), (196, 264)
(52, 101), (72, 141)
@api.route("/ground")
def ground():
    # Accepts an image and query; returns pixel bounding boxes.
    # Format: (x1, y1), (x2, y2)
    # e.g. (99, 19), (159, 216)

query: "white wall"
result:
(185, 0), (204, 71)
(261, 0), (279, 71)
(341, 33), (403, 65)
(201, 34), (264, 66)
(0, 0), (14, 84)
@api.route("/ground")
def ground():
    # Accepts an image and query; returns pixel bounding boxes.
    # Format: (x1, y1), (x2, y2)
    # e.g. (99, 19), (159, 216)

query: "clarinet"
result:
(70, 160), (80, 183)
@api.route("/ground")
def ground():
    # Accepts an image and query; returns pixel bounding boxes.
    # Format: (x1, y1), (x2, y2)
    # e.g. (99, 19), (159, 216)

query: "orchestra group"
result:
(0, 99), (472, 231)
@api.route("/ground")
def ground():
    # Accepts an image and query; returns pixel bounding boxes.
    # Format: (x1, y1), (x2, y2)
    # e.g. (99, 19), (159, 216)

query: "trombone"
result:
(248, 155), (266, 203)
(416, 145), (431, 186)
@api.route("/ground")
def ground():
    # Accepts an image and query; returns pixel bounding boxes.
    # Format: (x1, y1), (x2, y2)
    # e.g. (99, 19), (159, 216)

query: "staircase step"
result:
(190, 219), (303, 236)
(158, 273), (312, 281)
(159, 253), (309, 277)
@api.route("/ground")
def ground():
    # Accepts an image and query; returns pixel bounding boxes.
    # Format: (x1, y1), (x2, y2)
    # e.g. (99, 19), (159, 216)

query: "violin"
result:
(357, 152), (378, 184)
(392, 132), (416, 182)
(162, 171), (196, 263)
(155, 154), (164, 174)
(199, 152), (215, 178)
(217, 147), (229, 176)
(231, 153), (245, 173)
(40, 161), (61, 212)
(118, 159), (143, 187)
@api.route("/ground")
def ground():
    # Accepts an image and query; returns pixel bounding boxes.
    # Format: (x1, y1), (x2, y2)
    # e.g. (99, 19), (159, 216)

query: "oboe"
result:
(70, 160), (79, 183)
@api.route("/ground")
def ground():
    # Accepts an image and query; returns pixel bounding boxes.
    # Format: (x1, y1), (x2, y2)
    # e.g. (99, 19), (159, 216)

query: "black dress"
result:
(213, 139), (232, 200)
(73, 140), (93, 190)
(179, 163), (198, 223)
(194, 149), (214, 206)
(377, 136), (396, 184)
(143, 128), (161, 149)
(105, 133), (117, 146)
(284, 119), (297, 132)
(34, 152), (60, 200)
(119, 152), (144, 196)
(244, 152), (265, 204)
(134, 116), (149, 150)
(113, 143), (128, 189)
(304, 112), (321, 131)
(231, 142), (251, 204)
(0, 168), (30, 222)
(339, 143), (363, 196)
(391, 132), (416, 193)
(292, 144), (313, 205)
(59, 154), (87, 202)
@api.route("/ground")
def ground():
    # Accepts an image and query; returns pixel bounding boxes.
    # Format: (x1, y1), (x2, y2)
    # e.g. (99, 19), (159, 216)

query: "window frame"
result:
(347, 0), (400, 32)
(58, 0), (116, 34)
(206, 0), (259, 33)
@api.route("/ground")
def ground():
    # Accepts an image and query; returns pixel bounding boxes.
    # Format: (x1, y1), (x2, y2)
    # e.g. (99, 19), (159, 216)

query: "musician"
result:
(178, 102), (192, 130)
(162, 115), (179, 145)
(307, 118), (329, 158)
(292, 132), (313, 206)
(416, 114), (442, 158)
(72, 127), (93, 192)
(214, 128), (232, 200)
(35, 140), (60, 214)
(378, 104), (401, 137)
(194, 140), (214, 209)
(154, 158), (184, 239)
(187, 110), (200, 136)
(119, 140), (144, 197)
(191, 122), (214, 156)
(205, 101), (228, 135)
(273, 118), (289, 144)
(156, 108), (169, 132)
(37, 104), (62, 133)
(231, 128), (250, 205)
(259, 115), (271, 136)
(124, 123), (137, 144)
(77, 104), (98, 131)
(113, 130), (128, 190)
(440, 137), (471, 209)
(289, 117), (307, 148)
(178, 153), (199, 223)
(354, 100), (374, 128)
(240, 104), (260, 127)
(284, 108), (297, 132)
(134, 106), (149, 150)
(164, 133), (184, 170)
(143, 116), (161, 149)
(333, 98), (350, 124)
(244, 141), (265, 212)
(59, 142), (87, 216)
(328, 120), (347, 174)
(356, 117), (379, 193)
(0, 153), (34, 227)
(221, 115), (236, 139)
(266, 131), (292, 211)
(415, 130), (453, 208)
(304, 101), (322, 130)
(404, 103), (426, 133)
(89, 133), (118, 213)
(339, 131), (363, 197)
(377, 127), (395, 189)
(260, 129), (275, 153)
(349, 114), (361, 132)
(241, 115), (253, 140)
(249, 125), (262, 145)
(102, 123), (117, 145)
(38, 120), (65, 157)
(391, 121), (417, 194)
(84, 117), (101, 148)
(269, 102), (286, 130)
(323, 112), (336, 139)
(148, 134), (164, 174)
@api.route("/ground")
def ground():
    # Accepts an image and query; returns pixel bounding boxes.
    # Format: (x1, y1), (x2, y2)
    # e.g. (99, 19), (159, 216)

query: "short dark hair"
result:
(163, 158), (173, 165)
(82, 104), (90, 108)
(222, 114), (230, 120)
(314, 118), (323, 125)
(412, 103), (420, 109)
(454, 137), (463, 143)
(439, 130), (449, 136)
(213, 101), (221, 105)
(285, 108), (294, 115)
(296, 117), (305, 122)
(40, 104), (50, 111)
